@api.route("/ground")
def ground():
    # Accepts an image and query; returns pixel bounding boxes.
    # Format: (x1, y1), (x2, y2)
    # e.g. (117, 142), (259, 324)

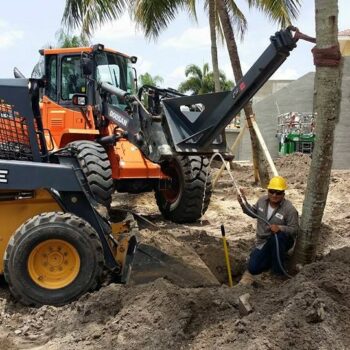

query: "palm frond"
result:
(133, 0), (190, 39)
(62, 0), (127, 37)
(203, 63), (210, 76)
(178, 77), (202, 94)
(185, 64), (204, 80)
(247, 0), (301, 27)
(224, 0), (248, 40)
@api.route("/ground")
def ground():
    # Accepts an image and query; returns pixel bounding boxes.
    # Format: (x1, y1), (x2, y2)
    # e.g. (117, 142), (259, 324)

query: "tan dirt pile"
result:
(0, 153), (350, 350)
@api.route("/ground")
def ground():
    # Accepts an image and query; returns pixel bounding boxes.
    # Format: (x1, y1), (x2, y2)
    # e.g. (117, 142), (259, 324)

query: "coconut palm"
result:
(131, 0), (239, 94)
(178, 63), (233, 94)
(62, 1), (299, 94)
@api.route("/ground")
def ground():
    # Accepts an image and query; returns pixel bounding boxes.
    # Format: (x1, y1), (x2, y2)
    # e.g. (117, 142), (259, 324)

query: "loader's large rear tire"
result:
(4, 212), (104, 306)
(68, 141), (114, 208)
(155, 156), (212, 223)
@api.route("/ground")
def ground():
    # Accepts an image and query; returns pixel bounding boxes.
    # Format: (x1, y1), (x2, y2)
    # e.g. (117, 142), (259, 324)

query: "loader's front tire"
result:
(155, 156), (212, 223)
(68, 140), (114, 208)
(4, 212), (104, 306)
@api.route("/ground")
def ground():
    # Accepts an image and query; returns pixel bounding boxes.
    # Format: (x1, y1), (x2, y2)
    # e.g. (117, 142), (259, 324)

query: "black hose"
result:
(273, 234), (292, 278)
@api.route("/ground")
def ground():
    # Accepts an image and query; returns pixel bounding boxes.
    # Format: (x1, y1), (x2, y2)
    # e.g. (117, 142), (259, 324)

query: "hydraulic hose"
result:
(208, 153), (291, 278)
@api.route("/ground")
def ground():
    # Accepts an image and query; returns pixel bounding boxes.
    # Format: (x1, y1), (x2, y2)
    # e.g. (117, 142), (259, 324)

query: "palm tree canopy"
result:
(133, 0), (197, 39)
(139, 72), (164, 86)
(62, 0), (127, 36)
(62, 0), (301, 40)
(247, 0), (301, 27)
(178, 63), (233, 94)
(56, 29), (90, 47)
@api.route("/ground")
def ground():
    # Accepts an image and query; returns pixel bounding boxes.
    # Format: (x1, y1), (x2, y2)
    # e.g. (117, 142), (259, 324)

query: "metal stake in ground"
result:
(221, 224), (233, 287)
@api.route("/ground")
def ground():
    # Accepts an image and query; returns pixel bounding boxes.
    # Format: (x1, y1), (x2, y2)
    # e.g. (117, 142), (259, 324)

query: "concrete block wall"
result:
(234, 56), (350, 169)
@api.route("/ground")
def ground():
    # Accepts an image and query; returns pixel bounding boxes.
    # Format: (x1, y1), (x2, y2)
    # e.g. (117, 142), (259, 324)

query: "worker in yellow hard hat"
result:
(237, 176), (299, 285)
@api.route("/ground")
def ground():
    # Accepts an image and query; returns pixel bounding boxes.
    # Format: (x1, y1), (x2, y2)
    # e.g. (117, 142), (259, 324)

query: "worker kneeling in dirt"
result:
(237, 176), (299, 284)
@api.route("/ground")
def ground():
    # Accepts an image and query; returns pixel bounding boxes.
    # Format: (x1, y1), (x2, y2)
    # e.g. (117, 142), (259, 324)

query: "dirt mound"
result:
(275, 153), (311, 188)
(1, 247), (350, 350)
(0, 155), (349, 350)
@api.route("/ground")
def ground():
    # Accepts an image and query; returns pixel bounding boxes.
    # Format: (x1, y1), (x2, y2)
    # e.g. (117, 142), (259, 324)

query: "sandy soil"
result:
(1, 153), (350, 350)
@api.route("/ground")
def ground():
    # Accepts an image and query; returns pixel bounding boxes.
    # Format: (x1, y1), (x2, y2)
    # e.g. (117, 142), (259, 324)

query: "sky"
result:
(0, 1), (349, 89)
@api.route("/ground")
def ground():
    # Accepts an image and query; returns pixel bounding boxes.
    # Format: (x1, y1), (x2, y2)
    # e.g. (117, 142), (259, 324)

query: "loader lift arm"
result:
(159, 27), (301, 156)
(99, 27), (312, 164)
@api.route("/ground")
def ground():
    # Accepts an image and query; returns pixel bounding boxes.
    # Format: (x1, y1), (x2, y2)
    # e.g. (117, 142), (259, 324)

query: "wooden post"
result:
(245, 115), (260, 183)
(251, 117), (278, 176)
(213, 116), (278, 188)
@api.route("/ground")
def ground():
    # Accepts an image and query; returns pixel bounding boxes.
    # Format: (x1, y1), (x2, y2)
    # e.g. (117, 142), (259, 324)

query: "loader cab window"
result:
(97, 64), (120, 90)
(46, 55), (58, 102)
(61, 56), (86, 101)
(95, 51), (135, 110)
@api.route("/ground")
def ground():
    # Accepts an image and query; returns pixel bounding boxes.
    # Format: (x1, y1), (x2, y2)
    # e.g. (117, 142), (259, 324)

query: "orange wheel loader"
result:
(29, 45), (212, 223)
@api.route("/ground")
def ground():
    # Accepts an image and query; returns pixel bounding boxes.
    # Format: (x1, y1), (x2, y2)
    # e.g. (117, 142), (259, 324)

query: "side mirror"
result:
(72, 93), (88, 106)
(81, 57), (93, 76)
(130, 56), (138, 64)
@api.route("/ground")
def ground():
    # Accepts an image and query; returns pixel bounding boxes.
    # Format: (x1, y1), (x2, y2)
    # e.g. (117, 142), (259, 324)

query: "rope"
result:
(312, 45), (342, 67)
(289, 26), (341, 68)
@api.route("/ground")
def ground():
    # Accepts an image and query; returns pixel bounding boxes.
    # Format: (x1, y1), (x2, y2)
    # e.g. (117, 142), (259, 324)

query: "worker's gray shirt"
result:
(242, 195), (299, 244)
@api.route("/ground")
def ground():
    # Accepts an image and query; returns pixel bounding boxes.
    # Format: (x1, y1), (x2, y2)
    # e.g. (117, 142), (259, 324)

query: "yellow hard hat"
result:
(267, 176), (287, 191)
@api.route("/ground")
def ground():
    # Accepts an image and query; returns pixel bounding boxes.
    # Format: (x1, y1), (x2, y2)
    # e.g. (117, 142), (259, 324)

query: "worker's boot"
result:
(239, 271), (255, 286)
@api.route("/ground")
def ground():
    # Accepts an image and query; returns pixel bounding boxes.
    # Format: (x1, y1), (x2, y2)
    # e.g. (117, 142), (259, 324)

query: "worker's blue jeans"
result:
(248, 233), (294, 275)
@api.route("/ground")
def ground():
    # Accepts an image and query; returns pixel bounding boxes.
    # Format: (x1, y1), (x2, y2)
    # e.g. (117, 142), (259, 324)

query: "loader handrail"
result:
(0, 79), (45, 162)
(99, 82), (132, 101)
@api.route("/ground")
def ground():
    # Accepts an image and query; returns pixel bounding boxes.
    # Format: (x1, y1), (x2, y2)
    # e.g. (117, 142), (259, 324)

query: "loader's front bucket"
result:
(109, 209), (219, 287)
(129, 233), (220, 288)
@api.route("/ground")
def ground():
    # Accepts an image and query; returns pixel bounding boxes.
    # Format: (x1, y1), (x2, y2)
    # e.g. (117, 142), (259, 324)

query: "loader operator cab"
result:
(37, 45), (137, 111)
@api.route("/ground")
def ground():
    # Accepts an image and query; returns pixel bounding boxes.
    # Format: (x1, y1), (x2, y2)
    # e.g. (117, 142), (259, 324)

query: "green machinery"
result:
(276, 112), (316, 155)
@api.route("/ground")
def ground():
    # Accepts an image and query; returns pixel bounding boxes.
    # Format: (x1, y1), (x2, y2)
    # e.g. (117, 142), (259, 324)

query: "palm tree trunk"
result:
(293, 0), (342, 264)
(209, 0), (221, 92)
(216, 0), (269, 186)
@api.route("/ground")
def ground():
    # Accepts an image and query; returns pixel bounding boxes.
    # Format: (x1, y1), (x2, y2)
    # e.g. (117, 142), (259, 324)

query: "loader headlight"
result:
(92, 44), (104, 52)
